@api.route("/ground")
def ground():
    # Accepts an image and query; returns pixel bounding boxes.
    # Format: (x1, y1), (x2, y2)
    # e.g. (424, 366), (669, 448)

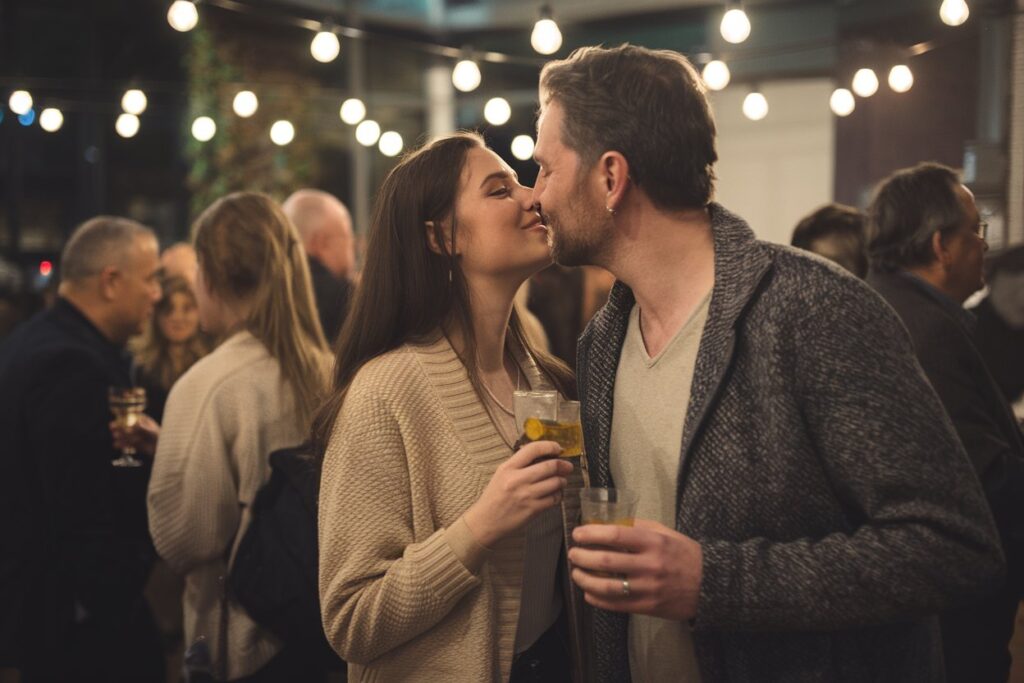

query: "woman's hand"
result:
(462, 440), (572, 547)
(110, 414), (160, 458)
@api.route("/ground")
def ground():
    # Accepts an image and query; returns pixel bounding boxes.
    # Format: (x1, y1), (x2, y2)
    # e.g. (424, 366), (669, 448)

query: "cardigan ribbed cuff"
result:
(408, 524), (487, 604)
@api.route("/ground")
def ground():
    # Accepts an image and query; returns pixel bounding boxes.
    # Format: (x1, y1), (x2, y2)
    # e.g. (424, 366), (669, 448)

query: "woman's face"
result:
(157, 290), (200, 344)
(450, 147), (552, 283)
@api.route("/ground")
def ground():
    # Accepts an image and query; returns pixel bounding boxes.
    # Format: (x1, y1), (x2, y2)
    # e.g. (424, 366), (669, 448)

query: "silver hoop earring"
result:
(606, 206), (615, 215)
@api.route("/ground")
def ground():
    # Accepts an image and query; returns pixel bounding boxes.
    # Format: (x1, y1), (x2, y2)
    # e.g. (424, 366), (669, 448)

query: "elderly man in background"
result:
(160, 242), (198, 288)
(283, 189), (356, 343)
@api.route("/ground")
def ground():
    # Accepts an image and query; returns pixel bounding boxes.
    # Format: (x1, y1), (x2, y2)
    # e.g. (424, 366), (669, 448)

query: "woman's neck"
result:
(448, 275), (520, 374)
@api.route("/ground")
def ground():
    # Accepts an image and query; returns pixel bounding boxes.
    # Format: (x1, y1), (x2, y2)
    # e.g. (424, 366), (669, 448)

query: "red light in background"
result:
(39, 261), (53, 277)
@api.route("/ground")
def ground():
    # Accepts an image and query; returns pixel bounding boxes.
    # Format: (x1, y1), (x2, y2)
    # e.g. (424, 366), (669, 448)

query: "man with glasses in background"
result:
(867, 162), (1024, 682)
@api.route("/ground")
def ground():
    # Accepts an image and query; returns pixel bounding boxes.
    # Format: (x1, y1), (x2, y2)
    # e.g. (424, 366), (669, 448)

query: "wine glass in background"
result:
(108, 386), (146, 467)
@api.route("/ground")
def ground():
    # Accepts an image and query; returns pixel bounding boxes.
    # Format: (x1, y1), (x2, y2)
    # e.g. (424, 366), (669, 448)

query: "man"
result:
(791, 203), (869, 278)
(160, 241), (198, 288)
(283, 189), (356, 343)
(866, 163), (1024, 681)
(531, 45), (1003, 681)
(0, 217), (164, 681)
(974, 245), (1024, 406)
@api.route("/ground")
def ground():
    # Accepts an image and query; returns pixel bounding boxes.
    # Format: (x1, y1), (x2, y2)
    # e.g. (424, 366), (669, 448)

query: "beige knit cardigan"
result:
(318, 332), (586, 683)
(149, 332), (327, 680)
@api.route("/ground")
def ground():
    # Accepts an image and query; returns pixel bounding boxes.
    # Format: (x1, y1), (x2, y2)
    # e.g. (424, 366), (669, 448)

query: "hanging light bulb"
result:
(829, 88), (856, 117)
(378, 131), (403, 157)
(116, 113), (140, 138)
(701, 60), (731, 91)
(940, 0), (969, 26)
(742, 91), (768, 121)
(720, 5), (751, 44)
(511, 135), (535, 161)
(167, 0), (199, 32)
(852, 68), (879, 97)
(8, 90), (32, 115)
(531, 6), (563, 56)
(310, 28), (341, 63)
(888, 65), (914, 93)
(191, 116), (216, 141)
(232, 91), (258, 118)
(39, 108), (64, 132)
(355, 119), (381, 146)
(270, 120), (295, 146)
(339, 98), (366, 125)
(121, 89), (148, 115)
(484, 97), (512, 126)
(452, 59), (482, 93)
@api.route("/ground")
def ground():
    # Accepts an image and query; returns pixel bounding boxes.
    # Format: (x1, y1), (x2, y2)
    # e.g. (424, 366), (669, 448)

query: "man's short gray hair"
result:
(61, 216), (155, 283)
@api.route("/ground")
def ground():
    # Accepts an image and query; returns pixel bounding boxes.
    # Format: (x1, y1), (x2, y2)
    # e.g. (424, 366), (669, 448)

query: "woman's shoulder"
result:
(348, 345), (425, 395)
(166, 332), (270, 405)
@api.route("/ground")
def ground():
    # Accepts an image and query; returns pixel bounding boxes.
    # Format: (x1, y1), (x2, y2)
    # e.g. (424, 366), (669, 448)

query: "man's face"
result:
(944, 184), (987, 302)
(113, 235), (162, 340)
(532, 101), (611, 267)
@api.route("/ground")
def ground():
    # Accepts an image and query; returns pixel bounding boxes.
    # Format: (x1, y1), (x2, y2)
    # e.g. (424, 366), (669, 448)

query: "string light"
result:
(116, 113), (140, 138)
(232, 91), (258, 117)
(310, 28), (341, 63)
(18, 110), (35, 127)
(484, 97), (511, 126)
(191, 116), (216, 141)
(355, 119), (381, 146)
(852, 68), (879, 97)
(888, 65), (914, 93)
(511, 135), (535, 161)
(339, 98), (366, 125)
(829, 88), (855, 117)
(452, 59), (482, 93)
(720, 5), (751, 44)
(8, 90), (32, 116)
(167, 1), (199, 32)
(940, 0), (969, 26)
(701, 60), (731, 91)
(531, 6), (563, 56)
(270, 120), (295, 145)
(121, 89), (148, 115)
(378, 131), (403, 157)
(39, 108), (64, 132)
(742, 91), (768, 121)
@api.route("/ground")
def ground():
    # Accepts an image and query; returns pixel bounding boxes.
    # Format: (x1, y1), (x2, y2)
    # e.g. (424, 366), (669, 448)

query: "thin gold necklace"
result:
(480, 361), (521, 416)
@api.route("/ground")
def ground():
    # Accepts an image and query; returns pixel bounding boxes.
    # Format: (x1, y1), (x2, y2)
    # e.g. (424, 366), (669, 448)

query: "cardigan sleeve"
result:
(318, 368), (491, 665)
(148, 376), (241, 575)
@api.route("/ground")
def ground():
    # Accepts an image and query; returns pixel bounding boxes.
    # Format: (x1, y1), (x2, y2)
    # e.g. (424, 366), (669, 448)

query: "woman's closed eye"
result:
(489, 185), (512, 198)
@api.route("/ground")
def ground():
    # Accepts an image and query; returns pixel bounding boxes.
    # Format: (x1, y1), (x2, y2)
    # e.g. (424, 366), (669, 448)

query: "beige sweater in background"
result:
(148, 332), (322, 680)
(319, 332), (584, 683)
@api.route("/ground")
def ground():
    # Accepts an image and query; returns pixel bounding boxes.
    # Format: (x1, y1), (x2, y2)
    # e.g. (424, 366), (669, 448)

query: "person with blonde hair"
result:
(148, 192), (331, 681)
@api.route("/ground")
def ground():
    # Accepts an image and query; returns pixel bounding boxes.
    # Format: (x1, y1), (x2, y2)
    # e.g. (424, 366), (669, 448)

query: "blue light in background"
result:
(18, 109), (35, 126)
(0, 109), (4, 125)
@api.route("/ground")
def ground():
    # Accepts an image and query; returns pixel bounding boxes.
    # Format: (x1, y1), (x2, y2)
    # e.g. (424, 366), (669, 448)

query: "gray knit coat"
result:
(576, 204), (1004, 682)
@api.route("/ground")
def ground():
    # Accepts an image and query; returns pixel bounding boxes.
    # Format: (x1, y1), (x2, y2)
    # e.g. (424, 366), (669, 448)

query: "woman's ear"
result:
(424, 220), (456, 256)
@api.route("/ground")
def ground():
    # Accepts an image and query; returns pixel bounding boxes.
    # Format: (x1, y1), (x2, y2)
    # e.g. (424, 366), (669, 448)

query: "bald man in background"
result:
(283, 189), (356, 344)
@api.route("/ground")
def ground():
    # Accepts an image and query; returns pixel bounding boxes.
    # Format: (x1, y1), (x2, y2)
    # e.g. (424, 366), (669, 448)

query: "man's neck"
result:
(905, 266), (965, 305)
(606, 205), (715, 357)
(59, 290), (124, 347)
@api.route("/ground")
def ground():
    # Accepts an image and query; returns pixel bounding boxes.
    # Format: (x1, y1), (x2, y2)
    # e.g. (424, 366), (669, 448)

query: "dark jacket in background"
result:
(577, 204), (1003, 682)
(0, 298), (162, 681)
(973, 297), (1024, 405)
(528, 264), (585, 368)
(870, 270), (1024, 682)
(308, 256), (352, 345)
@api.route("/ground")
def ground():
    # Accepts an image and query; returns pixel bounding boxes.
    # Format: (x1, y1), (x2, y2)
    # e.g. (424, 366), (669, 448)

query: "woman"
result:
(148, 192), (331, 681)
(132, 275), (209, 424)
(315, 132), (586, 682)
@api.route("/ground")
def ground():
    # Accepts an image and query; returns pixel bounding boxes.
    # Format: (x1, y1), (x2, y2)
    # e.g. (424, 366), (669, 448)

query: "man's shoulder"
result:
(0, 310), (102, 379)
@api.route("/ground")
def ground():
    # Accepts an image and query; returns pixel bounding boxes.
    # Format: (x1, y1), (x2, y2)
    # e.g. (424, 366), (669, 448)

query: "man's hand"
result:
(568, 518), (703, 620)
(110, 414), (160, 458)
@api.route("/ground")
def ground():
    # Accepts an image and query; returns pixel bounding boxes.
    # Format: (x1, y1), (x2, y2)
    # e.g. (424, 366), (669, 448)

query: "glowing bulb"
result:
(310, 30), (341, 63)
(378, 131), (403, 157)
(39, 108), (64, 132)
(888, 65), (914, 93)
(531, 18), (562, 55)
(452, 60), (482, 93)
(232, 91), (258, 118)
(116, 113), (140, 138)
(742, 92), (768, 121)
(511, 135), (535, 161)
(270, 120), (295, 146)
(940, 0), (969, 26)
(355, 119), (381, 146)
(339, 98), (366, 125)
(121, 89), (147, 115)
(484, 97), (511, 126)
(167, 0), (198, 32)
(852, 68), (879, 97)
(701, 60), (731, 91)
(720, 8), (751, 44)
(191, 116), (216, 141)
(8, 90), (32, 115)
(829, 88), (855, 117)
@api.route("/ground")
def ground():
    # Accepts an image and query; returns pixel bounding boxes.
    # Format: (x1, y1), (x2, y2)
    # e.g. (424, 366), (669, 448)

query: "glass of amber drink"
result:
(579, 488), (638, 527)
(513, 390), (585, 459)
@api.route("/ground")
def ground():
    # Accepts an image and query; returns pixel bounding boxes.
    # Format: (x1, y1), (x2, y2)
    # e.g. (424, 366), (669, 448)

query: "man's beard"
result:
(546, 186), (609, 267)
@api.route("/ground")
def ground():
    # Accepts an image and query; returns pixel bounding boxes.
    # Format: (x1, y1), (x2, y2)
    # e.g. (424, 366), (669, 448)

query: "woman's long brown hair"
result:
(132, 276), (209, 390)
(311, 132), (574, 455)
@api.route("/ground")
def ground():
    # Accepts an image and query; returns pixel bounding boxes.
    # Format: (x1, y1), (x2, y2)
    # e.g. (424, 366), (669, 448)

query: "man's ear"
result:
(424, 220), (456, 256)
(931, 230), (953, 270)
(97, 265), (120, 301)
(599, 151), (631, 213)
